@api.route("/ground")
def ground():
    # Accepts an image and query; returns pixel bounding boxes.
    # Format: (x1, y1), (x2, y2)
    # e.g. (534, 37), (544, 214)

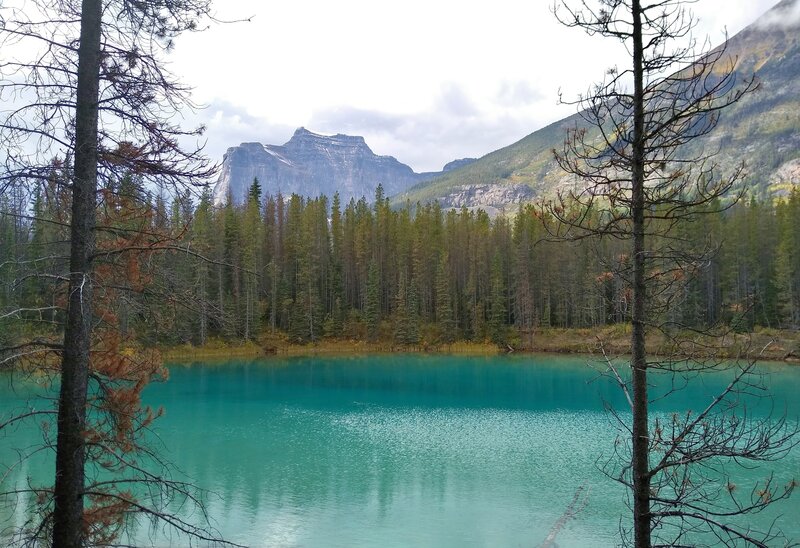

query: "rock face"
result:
(438, 183), (537, 217)
(213, 128), (458, 205)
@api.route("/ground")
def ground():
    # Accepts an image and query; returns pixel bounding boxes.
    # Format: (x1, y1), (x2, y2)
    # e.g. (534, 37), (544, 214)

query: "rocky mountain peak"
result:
(284, 127), (372, 155)
(289, 127), (367, 145)
(212, 129), (450, 206)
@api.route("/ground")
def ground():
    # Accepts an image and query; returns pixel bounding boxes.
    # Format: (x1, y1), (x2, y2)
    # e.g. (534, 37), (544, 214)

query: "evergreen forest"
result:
(3, 176), (799, 352)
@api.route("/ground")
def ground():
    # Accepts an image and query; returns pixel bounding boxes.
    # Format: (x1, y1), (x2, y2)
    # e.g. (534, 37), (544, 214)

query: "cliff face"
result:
(213, 128), (472, 205)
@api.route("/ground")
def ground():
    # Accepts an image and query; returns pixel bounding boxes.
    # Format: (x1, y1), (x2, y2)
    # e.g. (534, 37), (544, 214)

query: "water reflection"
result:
(2, 355), (799, 547)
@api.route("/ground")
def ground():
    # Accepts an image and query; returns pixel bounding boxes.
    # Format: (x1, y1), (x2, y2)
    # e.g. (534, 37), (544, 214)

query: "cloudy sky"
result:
(171, 0), (784, 173)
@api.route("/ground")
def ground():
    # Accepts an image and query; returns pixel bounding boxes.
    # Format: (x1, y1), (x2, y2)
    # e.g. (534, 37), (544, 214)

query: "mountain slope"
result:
(395, 0), (800, 210)
(213, 128), (475, 205)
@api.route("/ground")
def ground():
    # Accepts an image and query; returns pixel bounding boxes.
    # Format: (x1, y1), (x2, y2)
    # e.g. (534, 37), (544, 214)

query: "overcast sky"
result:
(171, 0), (783, 173)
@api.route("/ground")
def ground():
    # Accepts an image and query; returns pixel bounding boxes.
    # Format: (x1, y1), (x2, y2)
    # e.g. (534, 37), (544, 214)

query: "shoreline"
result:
(161, 327), (800, 365)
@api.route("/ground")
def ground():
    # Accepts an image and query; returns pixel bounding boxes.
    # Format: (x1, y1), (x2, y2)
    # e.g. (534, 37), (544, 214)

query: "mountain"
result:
(212, 128), (475, 205)
(395, 0), (800, 211)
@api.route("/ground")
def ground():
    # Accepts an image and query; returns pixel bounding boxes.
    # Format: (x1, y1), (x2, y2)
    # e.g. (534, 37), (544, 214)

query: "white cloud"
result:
(170, 0), (781, 172)
(179, 100), (296, 168)
(754, 0), (800, 29)
(496, 80), (544, 108)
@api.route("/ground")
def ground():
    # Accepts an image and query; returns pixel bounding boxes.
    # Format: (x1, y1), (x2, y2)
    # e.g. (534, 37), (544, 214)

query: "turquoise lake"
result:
(2, 354), (799, 546)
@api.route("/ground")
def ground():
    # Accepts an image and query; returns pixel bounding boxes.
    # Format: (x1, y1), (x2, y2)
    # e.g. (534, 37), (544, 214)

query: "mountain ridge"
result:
(212, 128), (475, 205)
(394, 0), (800, 211)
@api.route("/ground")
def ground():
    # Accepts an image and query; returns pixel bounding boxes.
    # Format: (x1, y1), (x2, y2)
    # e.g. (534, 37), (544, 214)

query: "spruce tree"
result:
(488, 251), (507, 347)
(365, 259), (380, 341)
(407, 276), (420, 345)
(435, 253), (456, 344)
(393, 273), (410, 344)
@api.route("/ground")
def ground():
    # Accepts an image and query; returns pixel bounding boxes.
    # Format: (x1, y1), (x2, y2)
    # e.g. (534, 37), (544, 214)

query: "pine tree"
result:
(393, 272), (410, 344)
(222, 196), (242, 337)
(242, 183), (263, 339)
(248, 177), (263, 204)
(365, 259), (380, 342)
(192, 190), (214, 344)
(775, 189), (800, 328)
(328, 192), (345, 336)
(407, 276), (420, 345)
(489, 251), (507, 347)
(435, 253), (456, 344)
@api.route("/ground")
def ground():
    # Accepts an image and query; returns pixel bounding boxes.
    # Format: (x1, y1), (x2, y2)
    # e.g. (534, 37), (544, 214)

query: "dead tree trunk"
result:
(629, 2), (651, 547)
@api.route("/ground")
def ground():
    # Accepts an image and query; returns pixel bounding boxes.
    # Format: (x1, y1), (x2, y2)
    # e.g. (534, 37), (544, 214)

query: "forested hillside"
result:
(395, 0), (800, 210)
(3, 178), (799, 350)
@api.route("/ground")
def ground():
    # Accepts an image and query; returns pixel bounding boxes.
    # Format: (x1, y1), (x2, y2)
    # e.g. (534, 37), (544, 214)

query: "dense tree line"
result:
(2, 181), (799, 349)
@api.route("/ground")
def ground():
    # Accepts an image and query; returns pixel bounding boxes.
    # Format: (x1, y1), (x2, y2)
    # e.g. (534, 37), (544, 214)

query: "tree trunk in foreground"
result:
(630, 2), (651, 547)
(52, 0), (102, 545)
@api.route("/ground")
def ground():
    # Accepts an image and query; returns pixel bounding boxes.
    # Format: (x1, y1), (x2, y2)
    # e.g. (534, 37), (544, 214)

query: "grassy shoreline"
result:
(161, 339), (501, 362)
(161, 327), (800, 364)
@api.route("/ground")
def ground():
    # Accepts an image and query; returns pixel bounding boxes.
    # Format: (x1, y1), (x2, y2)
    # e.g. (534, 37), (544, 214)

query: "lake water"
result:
(2, 354), (799, 547)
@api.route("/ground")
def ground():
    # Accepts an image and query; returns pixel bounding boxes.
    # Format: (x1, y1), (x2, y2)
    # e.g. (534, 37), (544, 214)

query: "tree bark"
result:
(630, 1), (651, 547)
(52, 0), (102, 545)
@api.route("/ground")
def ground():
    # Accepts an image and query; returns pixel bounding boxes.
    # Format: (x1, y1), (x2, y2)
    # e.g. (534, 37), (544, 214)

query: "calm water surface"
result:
(2, 354), (799, 547)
